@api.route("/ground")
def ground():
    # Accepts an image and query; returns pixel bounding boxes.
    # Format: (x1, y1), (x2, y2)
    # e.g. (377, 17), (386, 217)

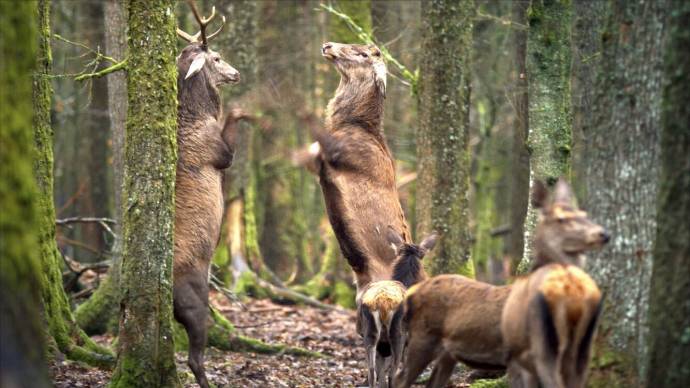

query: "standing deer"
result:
(173, 2), (241, 387)
(357, 229), (436, 388)
(501, 181), (609, 388)
(394, 180), (609, 388)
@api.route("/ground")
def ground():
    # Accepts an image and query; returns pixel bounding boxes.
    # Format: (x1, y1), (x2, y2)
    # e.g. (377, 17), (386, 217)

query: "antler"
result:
(176, 0), (226, 48)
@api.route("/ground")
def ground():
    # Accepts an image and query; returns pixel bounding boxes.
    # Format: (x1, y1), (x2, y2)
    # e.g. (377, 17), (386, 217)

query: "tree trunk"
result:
(75, 0), (127, 335)
(647, 3), (690, 385)
(109, 1), (179, 386)
(570, 0), (605, 200)
(416, 0), (474, 277)
(518, 0), (572, 272)
(584, 0), (665, 385)
(0, 2), (51, 386)
(507, 0), (530, 272)
(32, 0), (114, 369)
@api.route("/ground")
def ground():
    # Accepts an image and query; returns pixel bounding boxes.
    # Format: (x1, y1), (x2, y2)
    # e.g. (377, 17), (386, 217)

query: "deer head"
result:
(532, 179), (610, 268)
(177, 0), (239, 85)
(321, 42), (387, 97)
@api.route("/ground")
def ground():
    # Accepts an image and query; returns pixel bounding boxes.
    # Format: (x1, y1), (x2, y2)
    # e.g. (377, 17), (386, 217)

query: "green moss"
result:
(470, 376), (508, 388)
(332, 281), (356, 310)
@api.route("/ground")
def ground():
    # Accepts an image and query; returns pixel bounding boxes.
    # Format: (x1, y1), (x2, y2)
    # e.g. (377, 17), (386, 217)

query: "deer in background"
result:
(394, 179), (609, 388)
(501, 181), (609, 388)
(173, 2), (242, 387)
(357, 229), (436, 388)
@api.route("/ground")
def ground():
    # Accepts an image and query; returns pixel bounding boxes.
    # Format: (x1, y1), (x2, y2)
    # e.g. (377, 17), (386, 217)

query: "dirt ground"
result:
(50, 292), (474, 387)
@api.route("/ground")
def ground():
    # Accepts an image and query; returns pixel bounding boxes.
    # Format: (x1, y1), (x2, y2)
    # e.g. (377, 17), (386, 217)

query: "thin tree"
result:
(0, 1), (50, 386)
(75, 0), (128, 335)
(584, 0), (665, 384)
(508, 0), (530, 270)
(518, 0), (572, 272)
(109, 0), (179, 386)
(647, 3), (690, 385)
(416, 0), (474, 277)
(33, 0), (114, 368)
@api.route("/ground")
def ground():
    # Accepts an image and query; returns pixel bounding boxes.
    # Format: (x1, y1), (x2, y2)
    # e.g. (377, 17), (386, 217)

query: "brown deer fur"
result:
(357, 230), (436, 388)
(173, 35), (241, 388)
(500, 181), (607, 388)
(394, 180), (609, 388)
(314, 42), (411, 290)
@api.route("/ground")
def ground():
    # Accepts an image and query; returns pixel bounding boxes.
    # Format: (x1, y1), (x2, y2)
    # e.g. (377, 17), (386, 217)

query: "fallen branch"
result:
(74, 59), (127, 82)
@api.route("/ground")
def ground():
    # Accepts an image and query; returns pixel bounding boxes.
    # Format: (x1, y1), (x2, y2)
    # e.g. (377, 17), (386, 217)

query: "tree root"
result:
(235, 270), (349, 312)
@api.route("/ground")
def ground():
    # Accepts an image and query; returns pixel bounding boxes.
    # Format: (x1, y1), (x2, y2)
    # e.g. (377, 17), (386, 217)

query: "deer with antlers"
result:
(173, 2), (242, 387)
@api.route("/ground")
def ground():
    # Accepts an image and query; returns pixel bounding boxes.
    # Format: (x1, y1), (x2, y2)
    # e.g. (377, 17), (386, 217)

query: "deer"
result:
(173, 2), (242, 387)
(393, 179), (610, 388)
(357, 229), (436, 388)
(500, 181), (609, 388)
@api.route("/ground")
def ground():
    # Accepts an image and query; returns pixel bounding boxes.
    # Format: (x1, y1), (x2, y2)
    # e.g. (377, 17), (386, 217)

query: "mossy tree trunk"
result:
(75, 0), (127, 335)
(0, 2), (50, 386)
(518, 0), (572, 272)
(647, 2), (690, 385)
(32, 0), (114, 369)
(584, 1), (665, 384)
(109, 1), (179, 386)
(416, 0), (475, 277)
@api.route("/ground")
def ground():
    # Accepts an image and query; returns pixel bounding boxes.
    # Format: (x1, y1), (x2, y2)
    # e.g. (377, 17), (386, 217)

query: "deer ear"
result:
(386, 226), (404, 254)
(552, 178), (574, 205)
(185, 55), (206, 80)
(531, 180), (549, 209)
(374, 62), (387, 98)
(419, 233), (438, 255)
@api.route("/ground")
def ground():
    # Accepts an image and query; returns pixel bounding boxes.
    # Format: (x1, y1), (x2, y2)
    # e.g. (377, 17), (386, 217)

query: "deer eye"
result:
(557, 217), (567, 224)
(214, 57), (220, 62)
(360, 52), (369, 58)
(373, 51), (381, 57)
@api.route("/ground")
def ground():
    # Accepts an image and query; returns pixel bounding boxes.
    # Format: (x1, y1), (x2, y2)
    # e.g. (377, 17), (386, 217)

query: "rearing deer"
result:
(394, 179), (609, 388)
(173, 2), (241, 387)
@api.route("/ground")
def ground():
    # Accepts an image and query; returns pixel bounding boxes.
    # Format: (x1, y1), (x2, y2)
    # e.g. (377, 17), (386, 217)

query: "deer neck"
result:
(326, 72), (384, 137)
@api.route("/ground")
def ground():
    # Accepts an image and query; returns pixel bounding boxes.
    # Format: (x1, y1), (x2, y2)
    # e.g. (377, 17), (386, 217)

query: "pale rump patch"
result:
(361, 280), (405, 323)
(539, 265), (600, 322)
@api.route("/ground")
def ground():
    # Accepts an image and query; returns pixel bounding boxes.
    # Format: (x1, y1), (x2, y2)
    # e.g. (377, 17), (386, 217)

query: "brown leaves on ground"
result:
(50, 291), (472, 387)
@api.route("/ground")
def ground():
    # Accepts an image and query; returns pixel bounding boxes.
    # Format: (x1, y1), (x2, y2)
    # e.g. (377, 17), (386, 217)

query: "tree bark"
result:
(32, 0), (114, 369)
(584, 0), (665, 384)
(416, 0), (474, 277)
(647, 3), (690, 385)
(75, 0), (127, 335)
(0, 2), (51, 386)
(519, 0), (572, 272)
(109, 1), (179, 386)
(570, 0), (605, 200)
(507, 0), (530, 271)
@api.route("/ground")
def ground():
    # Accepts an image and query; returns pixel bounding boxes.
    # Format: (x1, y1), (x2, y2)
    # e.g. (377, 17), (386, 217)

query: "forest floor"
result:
(50, 291), (475, 387)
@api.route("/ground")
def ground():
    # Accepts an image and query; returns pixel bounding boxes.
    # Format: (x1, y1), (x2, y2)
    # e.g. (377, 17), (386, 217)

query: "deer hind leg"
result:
(393, 335), (440, 388)
(566, 299), (603, 388)
(533, 294), (567, 388)
(426, 352), (456, 388)
(174, 272), (210, 388)
(366, 344), (377, 387)
(388, 311), (405, 387)
(507, 362), (538, 388)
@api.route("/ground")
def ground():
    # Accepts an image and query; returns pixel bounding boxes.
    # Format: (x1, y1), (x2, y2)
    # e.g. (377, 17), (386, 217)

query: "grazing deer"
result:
(501, 180), (609, 388)
(394, 180), (609, 388)
(357, 229), (436, 388)
(173, 2), (242, 387)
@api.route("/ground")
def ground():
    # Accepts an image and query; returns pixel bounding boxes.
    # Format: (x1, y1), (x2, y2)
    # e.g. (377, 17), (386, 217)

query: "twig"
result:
(210, 272), (248, 311)
(56, 217), (116, 225)
(233, 320), (276, 329)
(74, 59), (127, 82)
(476, 10), (528, 30)
(318, 3), (418, 90)
(53, 33), (120, 64)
